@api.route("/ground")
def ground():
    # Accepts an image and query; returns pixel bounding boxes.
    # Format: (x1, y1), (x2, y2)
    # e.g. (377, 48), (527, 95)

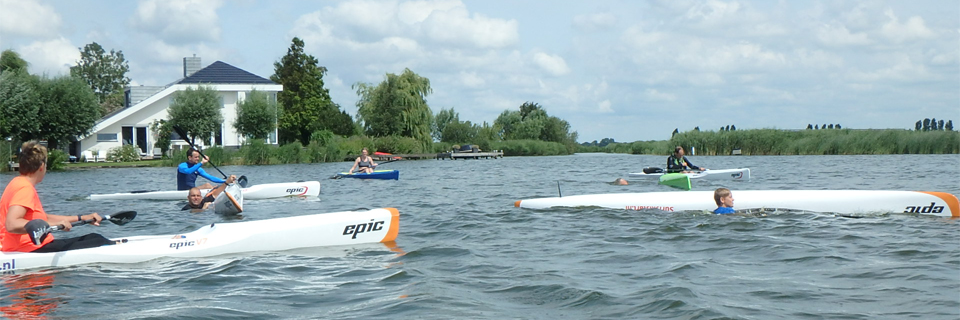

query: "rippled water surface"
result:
(1, 154), (958, 319)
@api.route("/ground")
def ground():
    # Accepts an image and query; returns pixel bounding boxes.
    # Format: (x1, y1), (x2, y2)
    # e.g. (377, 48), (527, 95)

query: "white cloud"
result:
(645, 89), (677, 102)
(573, 12), (617, 32)
(0, 0), (61, 37)
(292, 0), (518, 51)
(597, 99), (613, 113)
(130, 0), (224, 44)
(816, 23), (871, 46)
(683, 0), (742, 26)
(459, 71), (485, 88)
(19, 37), (79, 76)
(675, 40), (785, 73)
(850, 54), (930, 82)
(532, 52), (570, 76)
(795, 48), (843, 69)
(418, 5), (519, 48)
(687, 73), (725, 86)
(880, 9), (934, 43)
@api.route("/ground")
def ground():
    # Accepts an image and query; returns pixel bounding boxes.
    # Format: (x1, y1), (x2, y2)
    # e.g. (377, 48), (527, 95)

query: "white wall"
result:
(79, 84), (282, 156)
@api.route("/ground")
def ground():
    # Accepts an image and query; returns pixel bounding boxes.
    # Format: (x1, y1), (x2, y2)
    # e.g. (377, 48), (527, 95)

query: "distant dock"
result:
(348, 150), (505, 161)
(436, 150), (504, 160)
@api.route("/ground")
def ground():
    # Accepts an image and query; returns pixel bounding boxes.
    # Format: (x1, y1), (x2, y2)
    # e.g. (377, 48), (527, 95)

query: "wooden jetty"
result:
(346, 150), (505, 161)
(436, 150), (504, 160)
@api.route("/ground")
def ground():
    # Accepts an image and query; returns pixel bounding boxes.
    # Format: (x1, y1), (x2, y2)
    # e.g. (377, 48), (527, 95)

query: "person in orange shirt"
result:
(0, 141), (115, 252)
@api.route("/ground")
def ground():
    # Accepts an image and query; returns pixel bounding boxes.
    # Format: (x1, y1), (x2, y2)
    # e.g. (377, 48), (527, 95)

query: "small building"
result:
(73, 56), (282, 159)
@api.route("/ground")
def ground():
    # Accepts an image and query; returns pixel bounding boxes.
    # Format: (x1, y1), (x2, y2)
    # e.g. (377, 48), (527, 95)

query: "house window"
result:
(97, 133), (118, 142)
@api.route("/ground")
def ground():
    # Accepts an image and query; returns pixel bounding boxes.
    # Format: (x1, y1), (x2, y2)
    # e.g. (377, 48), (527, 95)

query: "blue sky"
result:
(1, 0), (957, 142)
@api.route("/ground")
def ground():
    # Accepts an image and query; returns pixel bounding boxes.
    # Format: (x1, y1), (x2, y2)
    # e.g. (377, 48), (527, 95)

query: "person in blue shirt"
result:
(177, 148), (225, 190)
(666, 146), (706, 173)
(713, 187), (735, 214)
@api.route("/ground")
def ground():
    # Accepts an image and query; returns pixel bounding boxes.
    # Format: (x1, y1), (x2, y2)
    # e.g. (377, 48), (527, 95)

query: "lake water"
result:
(1, 154), (958, 319)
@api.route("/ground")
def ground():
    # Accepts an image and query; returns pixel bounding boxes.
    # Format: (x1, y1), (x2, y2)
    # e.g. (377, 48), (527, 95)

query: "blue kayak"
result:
(336, 170), (399, 180)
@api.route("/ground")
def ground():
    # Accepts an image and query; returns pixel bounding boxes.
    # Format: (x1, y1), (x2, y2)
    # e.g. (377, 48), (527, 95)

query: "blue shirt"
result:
(177, 162), (225, 190)
(713, 207), (735, 214)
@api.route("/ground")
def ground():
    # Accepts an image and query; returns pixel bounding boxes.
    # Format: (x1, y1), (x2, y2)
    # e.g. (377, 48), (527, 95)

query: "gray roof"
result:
(177, 61), (276, 84)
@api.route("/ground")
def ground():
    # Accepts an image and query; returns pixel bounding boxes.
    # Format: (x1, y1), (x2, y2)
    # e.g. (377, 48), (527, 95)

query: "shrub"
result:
(276, 142), (305, 164)
(47, 149), (68, 171)
(203, 146), (225, 166)
(241, 140), (273, 165)
(108, 144), (141, 162)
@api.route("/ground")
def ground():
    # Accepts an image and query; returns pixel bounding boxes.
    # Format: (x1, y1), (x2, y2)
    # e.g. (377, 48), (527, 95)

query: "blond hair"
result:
(713, 188), (731, 207)
(19, 140), (48, 174)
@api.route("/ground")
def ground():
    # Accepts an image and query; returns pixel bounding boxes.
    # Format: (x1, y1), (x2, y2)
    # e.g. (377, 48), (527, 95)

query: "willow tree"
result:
(354, 68), (433, 147)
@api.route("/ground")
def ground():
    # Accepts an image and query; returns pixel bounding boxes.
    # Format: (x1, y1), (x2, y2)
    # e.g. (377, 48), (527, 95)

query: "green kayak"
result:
(659, 173), (691, 190)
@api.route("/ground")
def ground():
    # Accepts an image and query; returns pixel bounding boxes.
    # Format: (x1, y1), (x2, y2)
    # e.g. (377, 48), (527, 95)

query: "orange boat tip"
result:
(384, 207), (399, 216)
(917, 192), (960, 217)
(514, 200), (521, 207)
(381, 207), (400, 242)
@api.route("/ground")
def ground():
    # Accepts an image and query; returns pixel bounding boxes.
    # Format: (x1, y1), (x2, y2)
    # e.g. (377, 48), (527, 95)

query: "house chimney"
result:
(183, 55), (201, 77)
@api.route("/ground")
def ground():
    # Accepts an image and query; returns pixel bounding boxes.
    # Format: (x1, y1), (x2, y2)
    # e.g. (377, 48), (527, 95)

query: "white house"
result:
(75, 56), (282, 159)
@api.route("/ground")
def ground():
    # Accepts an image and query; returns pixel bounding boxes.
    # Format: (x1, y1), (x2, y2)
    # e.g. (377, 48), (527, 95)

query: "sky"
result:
(1, 0), (957, 143)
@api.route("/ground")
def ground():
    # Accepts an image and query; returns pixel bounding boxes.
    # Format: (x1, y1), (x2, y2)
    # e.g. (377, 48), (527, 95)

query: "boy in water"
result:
(713, 188), (735, 214)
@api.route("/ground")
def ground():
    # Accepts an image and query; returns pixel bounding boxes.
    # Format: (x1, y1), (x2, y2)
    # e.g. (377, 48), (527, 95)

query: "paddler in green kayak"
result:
(666, 146), (707, 173)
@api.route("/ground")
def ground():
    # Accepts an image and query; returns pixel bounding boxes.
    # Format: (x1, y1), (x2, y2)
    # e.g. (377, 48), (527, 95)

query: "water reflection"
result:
(1, 272), (61, 319)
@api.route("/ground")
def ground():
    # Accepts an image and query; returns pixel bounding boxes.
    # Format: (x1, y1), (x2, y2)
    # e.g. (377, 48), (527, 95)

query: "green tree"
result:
(234, 89), (278, 139)
(69, 42), (130, 114)
(519, 101), (542, 120)
(319, 102), (356, 137)
(168, 85), (222, 144)
(271, 37), (351, 145)
(432, 107), (458, 142)
(0, 49), (28, 74)
(441, 120), (479, 143)
(0, 71), (41, 140)
(149, 119), (173, 157)
(354, 68), (434, 147)
(36, 75), (101, 150)
(493, 102), (578, 151)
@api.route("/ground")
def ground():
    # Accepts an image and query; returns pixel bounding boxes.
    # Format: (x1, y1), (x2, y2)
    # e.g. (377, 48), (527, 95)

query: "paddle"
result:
(25, 211), (138, 245)
(331, 158), (401, 179)
(173, 125), (248, 187)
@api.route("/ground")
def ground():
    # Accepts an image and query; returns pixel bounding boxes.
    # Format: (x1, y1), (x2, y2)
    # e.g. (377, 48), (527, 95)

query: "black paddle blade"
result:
(173, 125), (190, 142)
(24, 219), (52, 246)
(237, 175), (248, 188)
(106, 211), (137, 225)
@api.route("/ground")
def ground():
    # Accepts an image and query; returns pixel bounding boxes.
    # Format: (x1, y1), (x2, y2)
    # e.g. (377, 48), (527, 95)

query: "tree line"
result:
(1, 37), (580, 169)
(807, 124), (842, 129)
(915, 118), (953, 131)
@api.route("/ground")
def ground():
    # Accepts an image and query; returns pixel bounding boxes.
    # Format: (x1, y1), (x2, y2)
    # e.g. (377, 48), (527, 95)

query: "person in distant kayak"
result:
(182, 175), (237, 211)
(348, 148), (378, 174)
(666, 146), (706, 173)
(178, 148), (225, 190)
(1, 141), (115, 252)
(713, 188), (735, 214)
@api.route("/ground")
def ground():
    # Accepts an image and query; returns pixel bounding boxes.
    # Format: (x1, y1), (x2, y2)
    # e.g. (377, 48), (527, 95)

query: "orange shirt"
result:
(0, 176), (53, 252)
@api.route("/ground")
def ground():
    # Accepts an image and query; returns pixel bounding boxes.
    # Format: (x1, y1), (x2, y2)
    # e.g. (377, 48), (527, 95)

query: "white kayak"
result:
(89, 181), (321, 200)
(212, 183), (243, 215)
(628, 168), (751, 180)
(515, 190), (959, 217)
(0, 208), (399, 272)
